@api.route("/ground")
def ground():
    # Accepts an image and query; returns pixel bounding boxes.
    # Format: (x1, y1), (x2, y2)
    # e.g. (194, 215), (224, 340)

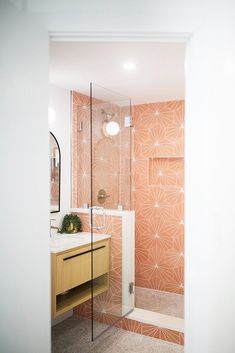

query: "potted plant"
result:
(59, 214), (82, 234)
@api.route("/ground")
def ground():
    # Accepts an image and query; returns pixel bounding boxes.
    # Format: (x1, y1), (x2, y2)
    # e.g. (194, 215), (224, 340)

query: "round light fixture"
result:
(103, 121), (120, 137)
(123, 61), (136, 70)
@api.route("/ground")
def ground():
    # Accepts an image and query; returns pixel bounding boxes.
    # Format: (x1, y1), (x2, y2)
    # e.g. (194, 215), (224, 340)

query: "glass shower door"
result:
(90, 83), (133, 340)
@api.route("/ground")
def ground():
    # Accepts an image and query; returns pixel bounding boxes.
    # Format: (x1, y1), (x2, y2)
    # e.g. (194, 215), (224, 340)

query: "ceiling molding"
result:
(49, 31), (192, 43)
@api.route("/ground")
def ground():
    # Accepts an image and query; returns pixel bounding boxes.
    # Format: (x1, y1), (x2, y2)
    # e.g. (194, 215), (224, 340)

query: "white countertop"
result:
(50, 232), (111, 254)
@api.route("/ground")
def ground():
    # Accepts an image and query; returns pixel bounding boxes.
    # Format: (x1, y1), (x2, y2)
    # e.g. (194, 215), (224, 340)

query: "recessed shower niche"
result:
(149, 157), (184, 186)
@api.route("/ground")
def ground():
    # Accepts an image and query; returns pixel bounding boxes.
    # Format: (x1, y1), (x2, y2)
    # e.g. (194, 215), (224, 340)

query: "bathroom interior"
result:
(49, 41), (185, 352)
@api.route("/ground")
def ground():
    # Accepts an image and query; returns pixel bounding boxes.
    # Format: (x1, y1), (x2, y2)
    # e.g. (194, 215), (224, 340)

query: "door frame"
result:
(49, 29), (191, 345)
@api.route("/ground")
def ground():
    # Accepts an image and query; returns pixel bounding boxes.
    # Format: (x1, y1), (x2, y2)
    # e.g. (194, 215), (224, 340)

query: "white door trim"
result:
(49, 31), (192, 43)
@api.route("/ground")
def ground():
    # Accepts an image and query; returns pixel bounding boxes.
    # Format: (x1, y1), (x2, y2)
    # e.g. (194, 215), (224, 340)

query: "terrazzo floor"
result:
(52, 316), (184, 353)
(135, 287), (184, 319)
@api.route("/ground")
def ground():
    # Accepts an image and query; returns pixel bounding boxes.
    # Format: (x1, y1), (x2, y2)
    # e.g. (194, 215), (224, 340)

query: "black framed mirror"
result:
(50, 132), (61, 213)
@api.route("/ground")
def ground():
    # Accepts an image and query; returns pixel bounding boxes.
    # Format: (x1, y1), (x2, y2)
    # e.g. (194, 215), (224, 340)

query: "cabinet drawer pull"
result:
(63, 245), (106, 261)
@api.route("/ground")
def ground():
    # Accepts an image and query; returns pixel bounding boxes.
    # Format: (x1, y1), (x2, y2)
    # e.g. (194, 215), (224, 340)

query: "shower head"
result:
(101, 108), (115, 121)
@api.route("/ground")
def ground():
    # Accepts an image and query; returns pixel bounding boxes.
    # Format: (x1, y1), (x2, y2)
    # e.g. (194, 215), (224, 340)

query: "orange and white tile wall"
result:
(133, 100), (184, 294)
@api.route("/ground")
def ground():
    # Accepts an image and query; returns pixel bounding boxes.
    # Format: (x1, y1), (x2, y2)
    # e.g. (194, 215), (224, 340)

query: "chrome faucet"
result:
(50, 218), (59, 237)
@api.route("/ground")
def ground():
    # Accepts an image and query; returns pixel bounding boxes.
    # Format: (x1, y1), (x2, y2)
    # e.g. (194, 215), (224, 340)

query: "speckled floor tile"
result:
(135, 287), (184, 319)
(52, 316), (184, 353)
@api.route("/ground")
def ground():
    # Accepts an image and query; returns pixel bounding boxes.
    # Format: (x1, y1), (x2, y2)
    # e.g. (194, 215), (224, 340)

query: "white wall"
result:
(0, 1), (50, 353)
(49, 85), (71, 229)
(25, 2), (235, 353)
(3, 1), (235, 353)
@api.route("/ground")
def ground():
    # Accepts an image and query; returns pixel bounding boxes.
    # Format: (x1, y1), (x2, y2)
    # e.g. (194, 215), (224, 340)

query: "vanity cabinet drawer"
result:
(55, 240), (109, 295)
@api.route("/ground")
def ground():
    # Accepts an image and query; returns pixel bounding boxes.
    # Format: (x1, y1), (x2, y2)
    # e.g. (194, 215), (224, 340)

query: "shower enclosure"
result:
(71, 83), (134, 340)
(70, 83), (185, 345)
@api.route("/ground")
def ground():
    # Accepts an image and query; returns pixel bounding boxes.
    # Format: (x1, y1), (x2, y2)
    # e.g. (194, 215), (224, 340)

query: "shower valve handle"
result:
(97, 189), (110, 204)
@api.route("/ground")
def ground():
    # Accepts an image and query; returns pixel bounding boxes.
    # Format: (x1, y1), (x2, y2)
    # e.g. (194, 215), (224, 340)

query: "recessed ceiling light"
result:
(123, 62), (136, 70)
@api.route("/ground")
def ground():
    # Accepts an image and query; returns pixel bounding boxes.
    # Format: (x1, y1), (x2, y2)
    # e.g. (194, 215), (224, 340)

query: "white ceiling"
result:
(49, 42), (185, 105)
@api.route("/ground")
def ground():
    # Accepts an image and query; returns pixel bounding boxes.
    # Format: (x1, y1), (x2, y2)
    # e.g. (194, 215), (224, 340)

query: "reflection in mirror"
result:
(50, 132), (61, 213)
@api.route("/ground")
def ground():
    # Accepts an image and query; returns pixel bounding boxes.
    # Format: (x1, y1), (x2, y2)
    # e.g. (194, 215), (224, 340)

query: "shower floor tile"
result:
(52, 316), (184, 353)
(135, 287), (184, 318)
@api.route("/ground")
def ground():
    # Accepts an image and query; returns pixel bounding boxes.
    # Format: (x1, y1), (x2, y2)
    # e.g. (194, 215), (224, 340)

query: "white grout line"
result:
(127, 308), (184, 333)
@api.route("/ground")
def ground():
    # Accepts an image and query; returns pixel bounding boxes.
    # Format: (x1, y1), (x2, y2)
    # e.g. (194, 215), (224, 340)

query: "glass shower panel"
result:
(90, 83), (133, 340)
(90, 89), (132, 211)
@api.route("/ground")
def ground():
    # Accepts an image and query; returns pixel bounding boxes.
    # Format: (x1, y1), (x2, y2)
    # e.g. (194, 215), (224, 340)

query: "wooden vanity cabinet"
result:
(51, 239), (109, 318)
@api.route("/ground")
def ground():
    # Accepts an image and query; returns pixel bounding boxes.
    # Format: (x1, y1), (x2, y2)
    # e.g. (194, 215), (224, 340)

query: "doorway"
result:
(49, 40), (185, 347)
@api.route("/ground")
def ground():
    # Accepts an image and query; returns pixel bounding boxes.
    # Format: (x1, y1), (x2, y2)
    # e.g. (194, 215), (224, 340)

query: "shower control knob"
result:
(97, 189), (110, 204)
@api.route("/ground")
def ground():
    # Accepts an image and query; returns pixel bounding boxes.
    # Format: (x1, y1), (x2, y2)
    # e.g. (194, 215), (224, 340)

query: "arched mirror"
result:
(50, 132), (61, 213)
